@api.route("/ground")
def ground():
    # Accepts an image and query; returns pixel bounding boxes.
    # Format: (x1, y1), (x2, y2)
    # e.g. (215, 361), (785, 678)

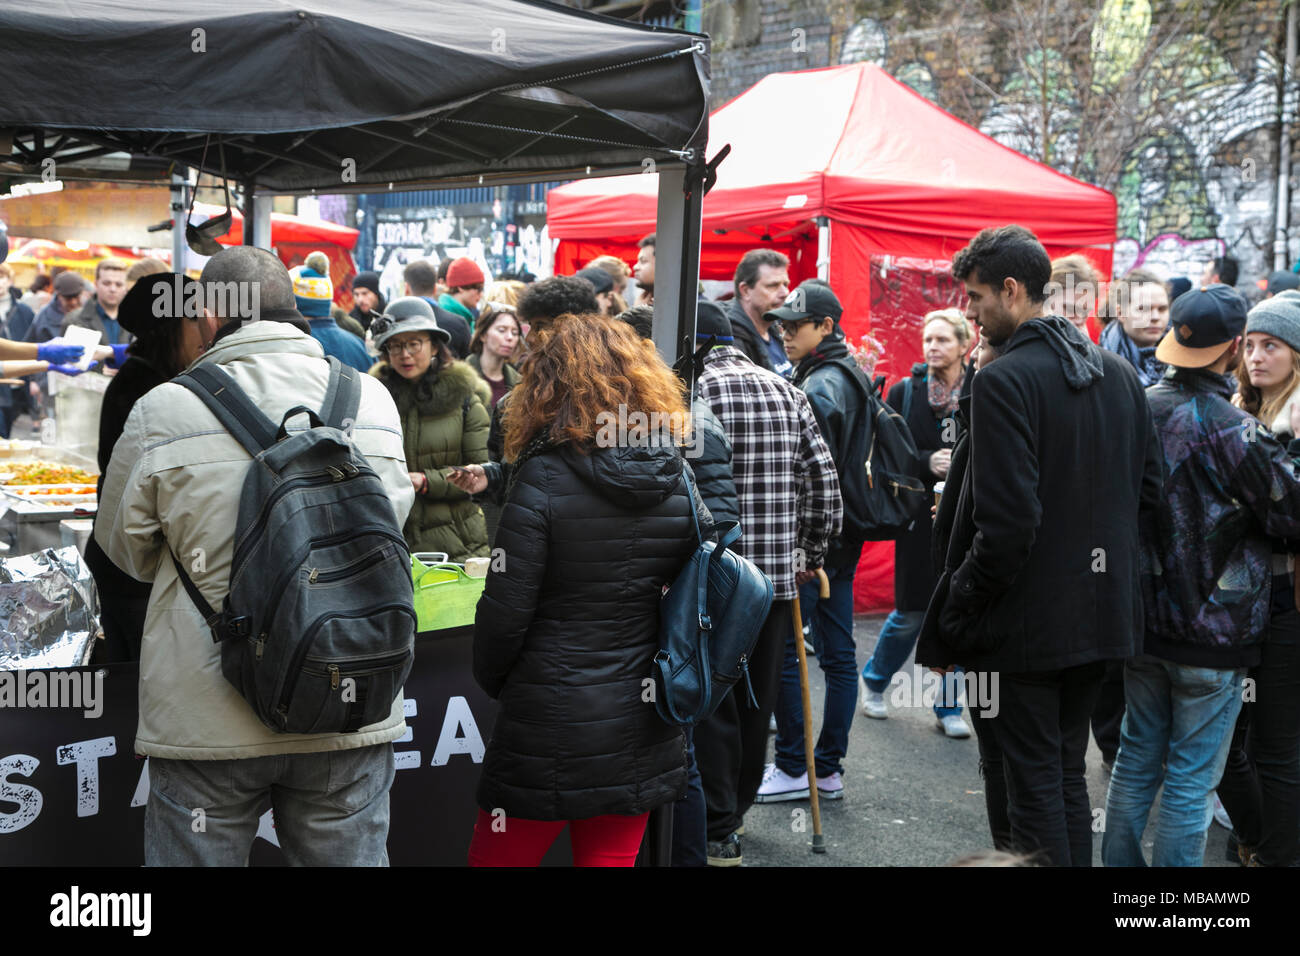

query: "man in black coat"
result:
(937, 225), (1163, 867)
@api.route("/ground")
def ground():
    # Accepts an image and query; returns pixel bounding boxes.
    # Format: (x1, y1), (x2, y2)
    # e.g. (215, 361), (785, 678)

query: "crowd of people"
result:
(13, 218), (1288, 868)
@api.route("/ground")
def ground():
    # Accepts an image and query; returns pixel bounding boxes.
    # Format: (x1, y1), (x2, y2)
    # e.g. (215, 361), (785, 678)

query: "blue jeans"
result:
(144, 743), (395, 866)
(774, 561), (860, 778)
(861, 608), (962, 718)
(1102, 655), (1246, 867)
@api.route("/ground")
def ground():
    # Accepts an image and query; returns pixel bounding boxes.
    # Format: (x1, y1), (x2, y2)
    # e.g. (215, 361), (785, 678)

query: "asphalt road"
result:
(740, 613), (1237, 867)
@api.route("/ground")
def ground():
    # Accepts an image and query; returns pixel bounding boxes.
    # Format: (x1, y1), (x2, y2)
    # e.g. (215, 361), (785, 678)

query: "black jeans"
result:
(1090, 658), (1125, 763)
(694, 600), (790, 842)
(987, 661), (1106, 867)
(1216, 605), (1300, 866)
(969, 693), (1012, 851)
(671, 727), (707, 866)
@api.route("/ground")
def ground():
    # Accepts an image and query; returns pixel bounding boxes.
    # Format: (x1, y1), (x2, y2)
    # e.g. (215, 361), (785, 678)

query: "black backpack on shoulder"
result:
(858, 368), (929, 539)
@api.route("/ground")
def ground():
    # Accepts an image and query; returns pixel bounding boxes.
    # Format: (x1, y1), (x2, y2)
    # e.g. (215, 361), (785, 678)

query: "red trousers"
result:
(467, 808), (649, 867)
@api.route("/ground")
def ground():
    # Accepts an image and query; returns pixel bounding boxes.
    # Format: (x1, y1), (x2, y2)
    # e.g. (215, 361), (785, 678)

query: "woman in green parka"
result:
(370, 296), (491, 562)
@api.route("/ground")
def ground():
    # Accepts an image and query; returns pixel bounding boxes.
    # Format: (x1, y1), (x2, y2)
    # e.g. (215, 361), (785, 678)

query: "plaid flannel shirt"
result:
(698, 345), (842, 599)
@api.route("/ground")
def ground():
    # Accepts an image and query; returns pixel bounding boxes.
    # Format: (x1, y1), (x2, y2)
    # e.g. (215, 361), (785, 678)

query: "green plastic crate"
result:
(411, 553), (486, 633)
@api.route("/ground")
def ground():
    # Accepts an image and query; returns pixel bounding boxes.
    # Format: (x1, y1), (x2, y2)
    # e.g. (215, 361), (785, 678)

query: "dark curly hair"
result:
(951, 225), (1052, 304)
(517, 275), (599, 328)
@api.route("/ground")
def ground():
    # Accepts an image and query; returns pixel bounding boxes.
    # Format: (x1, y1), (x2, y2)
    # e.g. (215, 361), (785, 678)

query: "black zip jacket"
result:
(793, 334), (870, 566)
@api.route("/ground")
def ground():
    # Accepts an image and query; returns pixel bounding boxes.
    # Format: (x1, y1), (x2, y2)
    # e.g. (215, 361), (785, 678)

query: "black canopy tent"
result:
(0, 0), (712, 866)
(0, 0), (711, 360)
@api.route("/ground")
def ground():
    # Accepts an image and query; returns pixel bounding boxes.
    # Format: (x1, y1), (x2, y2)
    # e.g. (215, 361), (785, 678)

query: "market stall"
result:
(0, 0), (711, 866)
(549, 62), (1118, 610)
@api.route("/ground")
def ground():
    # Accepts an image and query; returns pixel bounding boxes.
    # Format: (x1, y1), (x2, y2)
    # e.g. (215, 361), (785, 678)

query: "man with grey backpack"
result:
(96, 247), (416, 866)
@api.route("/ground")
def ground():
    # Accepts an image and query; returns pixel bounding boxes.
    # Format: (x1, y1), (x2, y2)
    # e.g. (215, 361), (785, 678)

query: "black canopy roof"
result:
(0, 0), (710, 192)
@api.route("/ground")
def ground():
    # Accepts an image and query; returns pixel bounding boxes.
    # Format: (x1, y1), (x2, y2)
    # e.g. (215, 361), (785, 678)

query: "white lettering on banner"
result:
(55, 737), (116, 817)
(130, 758), (149, 808)
(430, 696), (486, 766)
(255, 809), (279, 847)
(0, 754), (42, 833)
(48, 886), (151, 936)
(1, 695), (486, 839)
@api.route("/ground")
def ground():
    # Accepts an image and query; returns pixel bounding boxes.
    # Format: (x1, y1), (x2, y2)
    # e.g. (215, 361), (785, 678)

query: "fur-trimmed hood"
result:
(371, 358), (489, 417)
(1266, 380), (1300, 440)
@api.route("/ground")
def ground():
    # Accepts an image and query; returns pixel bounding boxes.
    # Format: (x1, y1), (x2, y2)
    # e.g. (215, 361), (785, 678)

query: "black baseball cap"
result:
(1155, 283), (1248, 368)
(764, 280), (843, 325)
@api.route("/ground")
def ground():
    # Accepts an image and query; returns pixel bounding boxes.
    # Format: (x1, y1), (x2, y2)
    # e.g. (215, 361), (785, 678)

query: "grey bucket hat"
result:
(370, 295), (452, 351)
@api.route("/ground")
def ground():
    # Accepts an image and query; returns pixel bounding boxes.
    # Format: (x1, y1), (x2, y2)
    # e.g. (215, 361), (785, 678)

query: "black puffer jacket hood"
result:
(560, 439), (684, 510)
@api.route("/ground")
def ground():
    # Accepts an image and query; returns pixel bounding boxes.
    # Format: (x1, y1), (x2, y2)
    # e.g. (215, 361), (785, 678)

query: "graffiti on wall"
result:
(839, 5), (1294, 288)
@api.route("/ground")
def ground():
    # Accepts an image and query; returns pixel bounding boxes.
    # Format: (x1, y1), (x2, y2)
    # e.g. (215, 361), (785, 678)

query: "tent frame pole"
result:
(243, 180), (272, 249)
(652, 163), (705, 386)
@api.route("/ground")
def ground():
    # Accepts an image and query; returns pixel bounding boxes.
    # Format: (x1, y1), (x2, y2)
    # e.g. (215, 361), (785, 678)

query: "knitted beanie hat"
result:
(291, 250), (333, 318)
(1246, 289), (1300, 354)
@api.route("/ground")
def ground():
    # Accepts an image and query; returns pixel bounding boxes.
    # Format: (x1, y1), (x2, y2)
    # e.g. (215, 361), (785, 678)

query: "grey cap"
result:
(1246, 289), (1300, 354)
(370, 295), (452, 351)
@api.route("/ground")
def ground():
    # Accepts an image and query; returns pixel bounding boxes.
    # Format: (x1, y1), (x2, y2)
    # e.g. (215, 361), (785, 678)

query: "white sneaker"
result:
(754, 763), (809, 803)
(816, 772), (845, 800)
(861, 682), (887, 719)
(938, 714), (971, 738)
(1212, 793), (1232, 830)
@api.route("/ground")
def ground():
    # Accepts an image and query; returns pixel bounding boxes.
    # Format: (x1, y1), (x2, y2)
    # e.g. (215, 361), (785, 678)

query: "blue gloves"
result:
(37, 342), (85, 365)
(106, 343), (129, 368)
(48, 362), (96, 376)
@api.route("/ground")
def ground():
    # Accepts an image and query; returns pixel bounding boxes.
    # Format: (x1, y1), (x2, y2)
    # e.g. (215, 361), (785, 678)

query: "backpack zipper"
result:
(275, 603), (417, 725)
(305, 541), (400, 587)
(230, 466), (373, 579)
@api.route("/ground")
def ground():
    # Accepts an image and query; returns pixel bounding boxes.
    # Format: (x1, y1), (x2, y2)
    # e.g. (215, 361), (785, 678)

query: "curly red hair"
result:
(503, 313), (689, 460)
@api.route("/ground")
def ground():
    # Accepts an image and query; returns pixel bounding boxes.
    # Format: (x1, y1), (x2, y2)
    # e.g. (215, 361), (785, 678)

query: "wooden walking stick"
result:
(791, 567), (831, 854)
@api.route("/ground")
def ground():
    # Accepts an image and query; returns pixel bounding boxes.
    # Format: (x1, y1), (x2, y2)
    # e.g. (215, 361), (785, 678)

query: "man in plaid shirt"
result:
(692, 306), (843, 866)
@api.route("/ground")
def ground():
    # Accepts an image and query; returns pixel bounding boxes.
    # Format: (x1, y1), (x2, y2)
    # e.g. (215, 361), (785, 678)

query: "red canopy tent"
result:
(549, 62), (1117, 610)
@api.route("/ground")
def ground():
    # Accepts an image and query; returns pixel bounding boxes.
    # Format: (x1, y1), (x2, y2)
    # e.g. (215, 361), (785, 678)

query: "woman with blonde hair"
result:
(465, 312), (709, 866)
(861, 306), (974, 737)
(588, 254), (633, 315)
(1219, 289), (1300, 866)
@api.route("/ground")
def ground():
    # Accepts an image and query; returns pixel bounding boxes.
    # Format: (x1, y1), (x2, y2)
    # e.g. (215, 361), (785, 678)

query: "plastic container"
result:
(411, 552), (486, 632)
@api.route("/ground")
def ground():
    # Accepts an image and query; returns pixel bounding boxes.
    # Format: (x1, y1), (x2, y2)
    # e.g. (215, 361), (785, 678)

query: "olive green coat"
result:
(372, 359), (491, 561)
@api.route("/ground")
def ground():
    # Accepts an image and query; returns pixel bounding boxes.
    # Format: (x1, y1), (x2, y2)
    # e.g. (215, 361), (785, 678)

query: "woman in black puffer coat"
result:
(464, 313), (710, 867)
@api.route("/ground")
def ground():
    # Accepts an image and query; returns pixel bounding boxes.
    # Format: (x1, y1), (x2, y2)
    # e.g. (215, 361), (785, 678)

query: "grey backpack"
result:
(170, 357), (415, 735)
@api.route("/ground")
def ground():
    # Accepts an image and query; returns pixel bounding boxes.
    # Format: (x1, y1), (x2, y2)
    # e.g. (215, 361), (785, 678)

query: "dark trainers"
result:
(706, 831), (742, 867)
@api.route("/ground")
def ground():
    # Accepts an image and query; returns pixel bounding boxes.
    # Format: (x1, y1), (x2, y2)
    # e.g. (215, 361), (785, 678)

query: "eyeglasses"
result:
(781, 320), (815, 338)
(385, 338), (429, 356)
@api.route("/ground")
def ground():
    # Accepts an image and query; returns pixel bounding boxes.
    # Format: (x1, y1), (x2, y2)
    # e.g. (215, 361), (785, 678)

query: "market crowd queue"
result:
(82, 223), (1300, 867)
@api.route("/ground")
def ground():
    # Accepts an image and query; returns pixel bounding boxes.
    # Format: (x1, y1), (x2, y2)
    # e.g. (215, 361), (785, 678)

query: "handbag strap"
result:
(680, 467), (743, 633)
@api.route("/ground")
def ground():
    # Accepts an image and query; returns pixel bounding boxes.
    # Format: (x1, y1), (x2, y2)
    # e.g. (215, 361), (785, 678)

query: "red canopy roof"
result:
(548, 62), (1115, 256)
(192, 202), (359, 251)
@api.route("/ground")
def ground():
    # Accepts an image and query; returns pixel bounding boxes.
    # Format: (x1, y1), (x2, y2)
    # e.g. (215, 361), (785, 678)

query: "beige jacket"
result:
(96, 322), (415, 760)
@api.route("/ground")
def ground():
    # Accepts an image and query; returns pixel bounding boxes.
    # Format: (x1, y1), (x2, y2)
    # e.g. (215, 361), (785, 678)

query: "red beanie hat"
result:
(446, 257), (485, 288)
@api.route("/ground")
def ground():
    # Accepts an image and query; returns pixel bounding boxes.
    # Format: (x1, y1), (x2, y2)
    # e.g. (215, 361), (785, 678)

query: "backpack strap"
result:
(901, 364), (927, 420)
(175, 364), (278, 454)
(318, 356), (362, 431)
(169, 549), (225, 643)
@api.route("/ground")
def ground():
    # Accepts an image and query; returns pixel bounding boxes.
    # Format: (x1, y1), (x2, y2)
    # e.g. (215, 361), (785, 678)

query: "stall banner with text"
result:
(0, 630), (576, 866)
